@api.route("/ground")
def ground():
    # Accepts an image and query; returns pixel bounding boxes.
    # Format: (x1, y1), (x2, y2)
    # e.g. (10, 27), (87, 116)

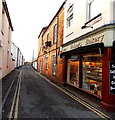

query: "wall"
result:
(2, 8), (12, 78)
(38, 5), (64, 84)
(0, 0), (2, 79)
(64, 0), (114, 46)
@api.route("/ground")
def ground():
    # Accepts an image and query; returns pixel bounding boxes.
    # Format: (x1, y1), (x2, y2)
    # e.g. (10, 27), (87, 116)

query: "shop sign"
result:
(62, 34), (104, 52)
(109, 61), (115, 94)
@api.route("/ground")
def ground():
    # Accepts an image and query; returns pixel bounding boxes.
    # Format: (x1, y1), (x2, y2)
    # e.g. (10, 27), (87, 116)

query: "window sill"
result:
(65, 82), (102, 99)
(85, 13), (102, 25)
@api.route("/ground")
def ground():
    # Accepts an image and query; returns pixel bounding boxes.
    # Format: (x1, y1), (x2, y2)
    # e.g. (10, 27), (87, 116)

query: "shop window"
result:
(67, 56), (79, 87)
(52, 54), (56, 75)
(82, 53), (102, 96)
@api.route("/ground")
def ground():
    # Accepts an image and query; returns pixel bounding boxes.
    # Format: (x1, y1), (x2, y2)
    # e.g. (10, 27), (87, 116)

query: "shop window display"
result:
(67, 56), (79, 87)
(82, 54), (102, 96)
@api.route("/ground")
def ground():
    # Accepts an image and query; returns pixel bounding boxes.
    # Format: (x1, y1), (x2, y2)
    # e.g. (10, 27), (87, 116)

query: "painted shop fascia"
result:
(61, 24), (115, 54)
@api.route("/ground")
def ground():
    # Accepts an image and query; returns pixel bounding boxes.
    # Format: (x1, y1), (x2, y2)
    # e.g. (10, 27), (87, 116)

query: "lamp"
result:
(81, 25), (93, 29)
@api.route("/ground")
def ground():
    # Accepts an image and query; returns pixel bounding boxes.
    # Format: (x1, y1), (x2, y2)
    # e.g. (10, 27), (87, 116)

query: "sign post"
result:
(109, 61), (115, 94)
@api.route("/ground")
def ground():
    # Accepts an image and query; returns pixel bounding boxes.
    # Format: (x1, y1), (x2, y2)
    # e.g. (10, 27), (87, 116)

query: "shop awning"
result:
(60, 43), (104, 58)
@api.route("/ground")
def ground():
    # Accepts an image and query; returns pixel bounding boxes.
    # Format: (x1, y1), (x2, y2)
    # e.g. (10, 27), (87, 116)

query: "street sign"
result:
(109, 61), (115, 94)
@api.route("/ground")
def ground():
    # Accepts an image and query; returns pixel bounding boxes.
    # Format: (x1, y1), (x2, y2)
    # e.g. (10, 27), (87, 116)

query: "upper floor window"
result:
(88, 0), (100, 20)
(67, 4), (73, 28)
(53, 23), (57, 44)
(47, 33), (49, 41)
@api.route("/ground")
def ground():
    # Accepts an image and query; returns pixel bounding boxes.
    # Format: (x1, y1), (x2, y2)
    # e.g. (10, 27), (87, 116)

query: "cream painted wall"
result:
(64, 0), (115, 46)
(2, 10), (13, 78)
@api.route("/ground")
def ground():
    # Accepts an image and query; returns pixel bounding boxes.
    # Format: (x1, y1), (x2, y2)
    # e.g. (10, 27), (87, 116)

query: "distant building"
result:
(37, 1), (65, 84)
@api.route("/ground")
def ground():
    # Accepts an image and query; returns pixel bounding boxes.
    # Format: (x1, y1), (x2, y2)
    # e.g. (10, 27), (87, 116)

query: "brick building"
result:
(37, 2), (65, 84)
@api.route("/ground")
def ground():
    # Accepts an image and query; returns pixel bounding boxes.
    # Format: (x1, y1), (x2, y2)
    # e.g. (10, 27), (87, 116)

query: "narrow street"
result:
(2, 66), (113, 119)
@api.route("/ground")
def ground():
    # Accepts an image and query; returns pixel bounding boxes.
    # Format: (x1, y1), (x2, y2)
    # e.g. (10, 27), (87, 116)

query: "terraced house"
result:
(37, 2), (65, 84)
(0, 0), (24, 79)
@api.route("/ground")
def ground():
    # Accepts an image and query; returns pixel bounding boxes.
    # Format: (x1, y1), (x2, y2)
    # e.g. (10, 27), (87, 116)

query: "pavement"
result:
(2, 65), (115, 119)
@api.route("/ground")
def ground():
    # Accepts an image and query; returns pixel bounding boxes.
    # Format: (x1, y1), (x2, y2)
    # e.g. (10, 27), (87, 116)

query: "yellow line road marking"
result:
(9, 77), (19, 119)
(9, 70), (22, 119)
(14, 70), (22, 119)
(2, 72), (18, 108)
(34, 70), (111, 120)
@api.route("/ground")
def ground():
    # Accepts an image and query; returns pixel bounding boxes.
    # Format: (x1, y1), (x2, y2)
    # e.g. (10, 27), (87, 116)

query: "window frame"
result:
(67, 4), (73, 28)
(52, 53), (56, 75)
(46, 56), (48, 70)
(53, 23), (57, 44)
(88, 0), (101, 21)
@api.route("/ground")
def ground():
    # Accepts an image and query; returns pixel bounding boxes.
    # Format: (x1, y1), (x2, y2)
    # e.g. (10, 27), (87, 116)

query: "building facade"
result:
(37, 2), (65, 84)
(61, 0), (115, 112)
(0, 0), (14, 79)
(0, 0), (24, 79)
(11, 42), (24, 69)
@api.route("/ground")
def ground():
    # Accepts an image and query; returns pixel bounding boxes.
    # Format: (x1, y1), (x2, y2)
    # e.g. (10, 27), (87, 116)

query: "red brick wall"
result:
(37, 7), (64, 84)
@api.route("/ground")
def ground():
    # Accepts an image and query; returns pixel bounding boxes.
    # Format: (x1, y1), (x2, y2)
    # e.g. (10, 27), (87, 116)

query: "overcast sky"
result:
(6, 0), (65, 62)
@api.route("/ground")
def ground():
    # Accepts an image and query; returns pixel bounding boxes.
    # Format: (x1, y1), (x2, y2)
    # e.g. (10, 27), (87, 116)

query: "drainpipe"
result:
(56, 16), (59, 64)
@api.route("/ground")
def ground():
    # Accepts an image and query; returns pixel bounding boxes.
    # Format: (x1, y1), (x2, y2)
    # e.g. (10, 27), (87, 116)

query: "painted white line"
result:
(14, 70), (22, 119)
(34, 70), (111, 120)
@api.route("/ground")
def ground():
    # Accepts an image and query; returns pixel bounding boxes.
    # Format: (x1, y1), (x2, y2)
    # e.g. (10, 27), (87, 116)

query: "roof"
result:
(38, 1), (66, 38)
(38, 27), (48, 38)
(2, 0), (14, 31)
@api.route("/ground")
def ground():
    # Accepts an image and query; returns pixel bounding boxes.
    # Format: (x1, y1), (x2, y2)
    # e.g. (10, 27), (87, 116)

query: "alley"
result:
(2, 65), (113, 119)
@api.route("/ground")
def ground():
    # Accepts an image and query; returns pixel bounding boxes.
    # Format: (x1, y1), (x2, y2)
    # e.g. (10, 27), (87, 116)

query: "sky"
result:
(6, 0), (65, 62)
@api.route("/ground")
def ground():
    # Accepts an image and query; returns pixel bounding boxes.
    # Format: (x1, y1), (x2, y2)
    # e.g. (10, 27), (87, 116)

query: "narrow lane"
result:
(18, 66), (103, 119)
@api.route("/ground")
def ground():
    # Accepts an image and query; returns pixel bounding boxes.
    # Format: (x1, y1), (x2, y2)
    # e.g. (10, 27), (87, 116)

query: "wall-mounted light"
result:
(81, 25), (93, 29)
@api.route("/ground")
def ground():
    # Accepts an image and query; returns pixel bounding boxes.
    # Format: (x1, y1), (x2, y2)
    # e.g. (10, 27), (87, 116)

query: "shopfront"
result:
(61, 25), (115, 112)
(66, 49), (103, 97)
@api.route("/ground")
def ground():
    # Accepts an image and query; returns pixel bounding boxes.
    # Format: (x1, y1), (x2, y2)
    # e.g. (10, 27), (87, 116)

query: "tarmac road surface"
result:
(2, 65), (113, 119)
(18, 66), (103, 119)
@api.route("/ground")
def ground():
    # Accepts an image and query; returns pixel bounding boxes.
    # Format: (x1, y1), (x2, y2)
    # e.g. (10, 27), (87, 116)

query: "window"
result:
(82, 53), (102, 96)
(67, 56), (79, 87)
(47, 33), (49, 41)
(67, 4), (73, 28)
(46, 56), (48, 70)
(52, 54), (56, 75)
(88, 0), (100, 20)
(53, 24), (57, 44)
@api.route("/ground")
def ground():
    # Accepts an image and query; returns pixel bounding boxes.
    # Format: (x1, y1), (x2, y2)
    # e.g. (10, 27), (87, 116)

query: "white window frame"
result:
(67, 4), (73, 28)
(52, 53), (56, 75)
(47, 33), (50, 41)
(88, 0), (100, 20)
(53, 23), (57, 44)
(46, 56), (48, 70)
